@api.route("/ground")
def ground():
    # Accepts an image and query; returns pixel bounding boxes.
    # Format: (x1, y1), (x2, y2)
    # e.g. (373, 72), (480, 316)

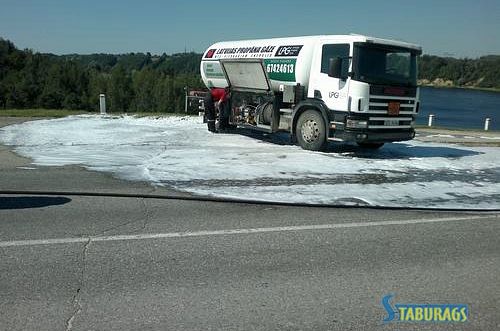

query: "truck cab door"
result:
(309, 43), (351, 112)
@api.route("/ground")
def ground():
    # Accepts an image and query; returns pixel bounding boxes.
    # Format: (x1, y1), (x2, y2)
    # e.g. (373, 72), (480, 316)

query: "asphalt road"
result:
(1, 117), (499, 330)
(1, 194), (499, 331)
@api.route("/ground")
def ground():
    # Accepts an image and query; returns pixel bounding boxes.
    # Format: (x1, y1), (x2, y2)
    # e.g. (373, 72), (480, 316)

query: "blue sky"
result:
(0, 0), (498, 58)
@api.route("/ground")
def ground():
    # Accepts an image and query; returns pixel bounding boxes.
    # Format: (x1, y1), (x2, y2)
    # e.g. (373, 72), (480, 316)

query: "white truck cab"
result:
(201, 34), (422, 151)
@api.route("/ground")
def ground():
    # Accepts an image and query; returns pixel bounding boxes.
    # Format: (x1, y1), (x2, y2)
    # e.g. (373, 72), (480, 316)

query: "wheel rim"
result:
(301, 119), (320, 143)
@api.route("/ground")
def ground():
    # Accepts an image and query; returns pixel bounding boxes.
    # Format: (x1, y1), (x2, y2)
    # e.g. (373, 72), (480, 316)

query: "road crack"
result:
(97, 198), (151, 236)
(65, 238), (90, 331)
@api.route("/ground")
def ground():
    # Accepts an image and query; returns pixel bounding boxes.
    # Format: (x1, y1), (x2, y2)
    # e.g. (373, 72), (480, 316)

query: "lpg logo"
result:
(329, 91), (347, 99)
(275, 45), (303, 57)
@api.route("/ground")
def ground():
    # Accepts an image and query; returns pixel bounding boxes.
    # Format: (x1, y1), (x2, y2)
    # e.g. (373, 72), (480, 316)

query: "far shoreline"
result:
(419, 84), (500, 93)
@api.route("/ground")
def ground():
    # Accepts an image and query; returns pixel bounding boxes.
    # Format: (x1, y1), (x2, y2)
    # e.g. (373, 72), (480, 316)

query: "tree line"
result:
(0, 38), (205, 112)
(1, 37), (499, 113)
(418, 54), (500, 89)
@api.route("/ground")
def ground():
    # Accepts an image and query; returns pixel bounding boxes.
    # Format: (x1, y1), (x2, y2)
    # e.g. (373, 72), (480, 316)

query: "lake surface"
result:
(416, 87), (499, 130)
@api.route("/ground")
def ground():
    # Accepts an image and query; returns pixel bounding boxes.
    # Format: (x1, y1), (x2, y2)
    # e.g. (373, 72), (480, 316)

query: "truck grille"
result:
(368, 95), (416, 115)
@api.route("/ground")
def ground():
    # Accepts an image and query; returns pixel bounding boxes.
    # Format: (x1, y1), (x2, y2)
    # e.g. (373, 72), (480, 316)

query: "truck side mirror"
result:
(328, 57), (343, 78)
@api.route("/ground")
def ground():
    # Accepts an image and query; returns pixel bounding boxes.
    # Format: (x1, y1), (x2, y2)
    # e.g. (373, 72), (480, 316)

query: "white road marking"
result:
(0, 215), (496, 248)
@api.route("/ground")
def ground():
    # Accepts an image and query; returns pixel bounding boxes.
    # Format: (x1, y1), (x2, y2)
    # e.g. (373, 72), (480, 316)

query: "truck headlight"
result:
(346, 119), (368, 129)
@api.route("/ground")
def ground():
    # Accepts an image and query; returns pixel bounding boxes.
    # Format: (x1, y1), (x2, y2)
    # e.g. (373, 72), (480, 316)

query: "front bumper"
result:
(329, 128), (415, 143)
(327, 111), (416, 143)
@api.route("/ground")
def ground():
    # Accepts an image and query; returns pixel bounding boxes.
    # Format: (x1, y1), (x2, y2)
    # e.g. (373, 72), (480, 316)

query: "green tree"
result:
(131, 68), (157, 112)
(109, 65), (133, 112)
(88, 69), (110, 112)
(153, 74), (173, 112)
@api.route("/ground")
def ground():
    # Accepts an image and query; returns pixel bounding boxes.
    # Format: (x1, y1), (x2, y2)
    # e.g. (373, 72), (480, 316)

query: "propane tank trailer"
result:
(201, 34), (422, 151)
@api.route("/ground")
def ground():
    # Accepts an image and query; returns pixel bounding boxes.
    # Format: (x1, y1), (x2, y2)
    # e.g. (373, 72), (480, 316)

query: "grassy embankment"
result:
(0, 109), (89, 117)
(0, 109), (194, 118)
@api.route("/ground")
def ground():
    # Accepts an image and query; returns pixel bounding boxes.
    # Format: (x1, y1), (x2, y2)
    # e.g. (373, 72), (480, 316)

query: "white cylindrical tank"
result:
(200, 36), (320, 91)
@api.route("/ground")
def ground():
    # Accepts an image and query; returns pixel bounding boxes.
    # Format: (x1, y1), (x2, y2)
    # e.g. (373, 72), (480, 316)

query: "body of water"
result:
(416, 87), (500, 130)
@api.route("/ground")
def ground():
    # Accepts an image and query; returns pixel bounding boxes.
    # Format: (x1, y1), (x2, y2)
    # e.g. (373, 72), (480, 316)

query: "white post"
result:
(198, 99), (205, 122)
(99, 94), (106, 115)
(428, 114), (434, 127)
(198, 99), (204, 117)
(484, 118), (490, 131)
(184, 87), (188, 113)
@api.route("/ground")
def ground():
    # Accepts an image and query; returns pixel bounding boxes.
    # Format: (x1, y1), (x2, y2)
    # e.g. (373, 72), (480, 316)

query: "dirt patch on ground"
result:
(416, 128), (500, 147)
(0, 116), (49, 128)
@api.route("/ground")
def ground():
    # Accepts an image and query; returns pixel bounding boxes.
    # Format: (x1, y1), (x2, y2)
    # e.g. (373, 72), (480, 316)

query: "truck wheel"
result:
(357, 142), (384, 149)
(296, 110), (327, 151)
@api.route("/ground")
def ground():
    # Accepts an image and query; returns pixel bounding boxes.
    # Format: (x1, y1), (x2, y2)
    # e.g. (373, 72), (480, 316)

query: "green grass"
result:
(0, 109), (197, 118)
(0, 109), (90, 117)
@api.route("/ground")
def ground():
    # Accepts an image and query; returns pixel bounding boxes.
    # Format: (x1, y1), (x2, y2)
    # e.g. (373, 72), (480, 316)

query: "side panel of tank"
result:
(200, 37), (318, 91)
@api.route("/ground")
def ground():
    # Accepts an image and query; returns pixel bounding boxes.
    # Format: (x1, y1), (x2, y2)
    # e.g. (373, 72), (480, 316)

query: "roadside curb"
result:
(415, 128), (500, 146)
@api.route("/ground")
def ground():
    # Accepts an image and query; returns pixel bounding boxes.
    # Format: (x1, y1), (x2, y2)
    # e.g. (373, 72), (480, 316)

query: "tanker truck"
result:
(200, 34), (422, 151)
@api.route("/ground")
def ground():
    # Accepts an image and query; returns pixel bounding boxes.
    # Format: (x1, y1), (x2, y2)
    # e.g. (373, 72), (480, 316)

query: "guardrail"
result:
(427, 114), (492, 131)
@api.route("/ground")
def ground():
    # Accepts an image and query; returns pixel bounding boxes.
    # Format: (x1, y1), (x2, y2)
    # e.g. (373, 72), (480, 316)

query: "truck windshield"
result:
(354, 44), (418, 87)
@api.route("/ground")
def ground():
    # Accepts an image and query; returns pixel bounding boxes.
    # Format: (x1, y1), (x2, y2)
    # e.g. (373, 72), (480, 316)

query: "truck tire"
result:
(357, 142), (384, 149)
(296, 110), (327, 151)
